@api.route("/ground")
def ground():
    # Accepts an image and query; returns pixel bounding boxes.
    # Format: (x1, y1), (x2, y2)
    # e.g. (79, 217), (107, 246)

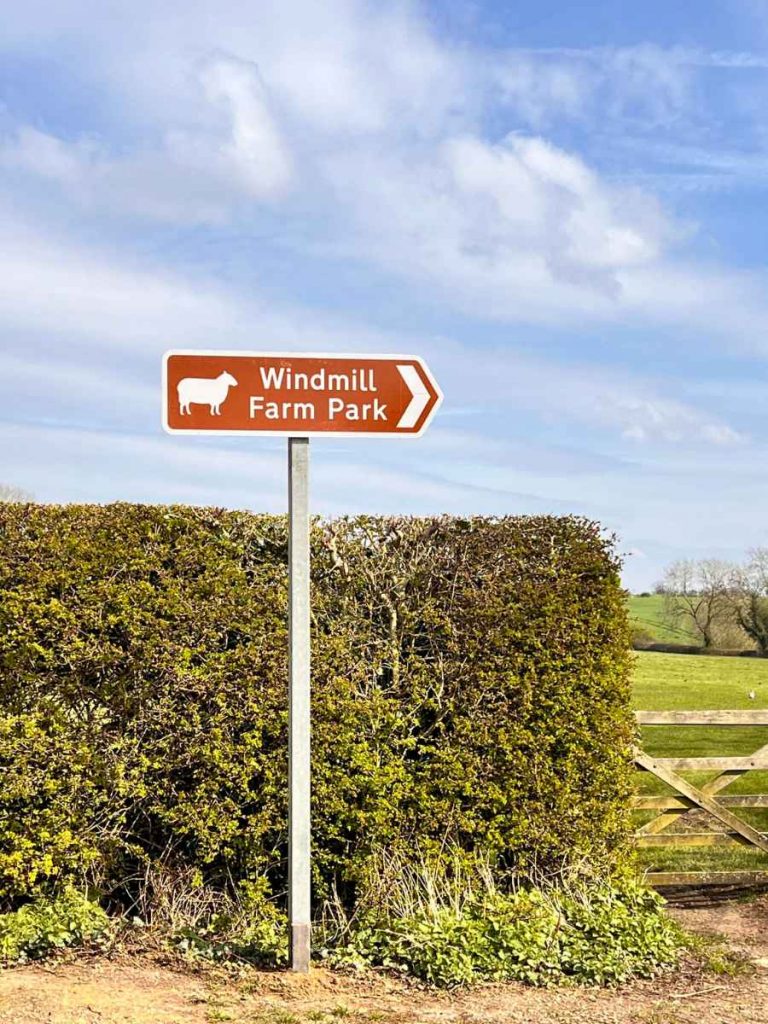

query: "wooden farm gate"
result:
(633, 710), (768, 886)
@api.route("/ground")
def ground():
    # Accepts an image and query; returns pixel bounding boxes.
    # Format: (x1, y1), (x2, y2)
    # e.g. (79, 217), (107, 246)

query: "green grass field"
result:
(632, 651), (768, 873)
(627, 594), (701, 645)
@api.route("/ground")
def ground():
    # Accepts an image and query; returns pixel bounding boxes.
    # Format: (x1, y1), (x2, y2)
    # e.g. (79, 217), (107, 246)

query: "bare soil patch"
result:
(1, 897), (767, 1024)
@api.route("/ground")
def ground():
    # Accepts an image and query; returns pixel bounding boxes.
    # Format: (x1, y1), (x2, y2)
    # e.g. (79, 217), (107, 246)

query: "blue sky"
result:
(2, 0), (768, 589)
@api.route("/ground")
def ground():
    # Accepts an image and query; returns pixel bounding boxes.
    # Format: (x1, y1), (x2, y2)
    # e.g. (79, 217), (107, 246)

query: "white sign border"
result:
(162, 350), (443, 439)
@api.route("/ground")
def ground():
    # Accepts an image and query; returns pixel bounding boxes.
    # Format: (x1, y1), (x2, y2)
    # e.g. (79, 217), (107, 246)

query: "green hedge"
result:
(0, 504), (632, 912)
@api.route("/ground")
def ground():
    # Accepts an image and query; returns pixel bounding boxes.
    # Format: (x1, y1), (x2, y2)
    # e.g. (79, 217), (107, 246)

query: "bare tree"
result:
(658, 558), (736, 648)
(0, 482), (33, 502)
(731, 549), (768, 655)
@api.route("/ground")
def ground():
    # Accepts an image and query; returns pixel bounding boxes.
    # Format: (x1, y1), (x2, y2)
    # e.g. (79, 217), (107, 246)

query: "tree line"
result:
(655, 553), (768, 653)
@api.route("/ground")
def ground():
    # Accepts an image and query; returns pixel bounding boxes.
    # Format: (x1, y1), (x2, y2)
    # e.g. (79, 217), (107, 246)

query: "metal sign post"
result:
(162, 350), (442, 975)
(288, 436), (311, 972)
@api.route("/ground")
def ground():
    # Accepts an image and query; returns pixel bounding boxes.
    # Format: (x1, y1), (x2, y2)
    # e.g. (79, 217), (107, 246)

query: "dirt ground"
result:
(1, 896), (767, 1024)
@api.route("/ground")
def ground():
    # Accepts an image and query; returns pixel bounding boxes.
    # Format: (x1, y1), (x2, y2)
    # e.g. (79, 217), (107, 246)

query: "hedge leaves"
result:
(0, 505), (632, 911)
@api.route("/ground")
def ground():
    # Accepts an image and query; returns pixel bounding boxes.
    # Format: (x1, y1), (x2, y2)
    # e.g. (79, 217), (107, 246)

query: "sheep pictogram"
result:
(177, 370), (238, 415)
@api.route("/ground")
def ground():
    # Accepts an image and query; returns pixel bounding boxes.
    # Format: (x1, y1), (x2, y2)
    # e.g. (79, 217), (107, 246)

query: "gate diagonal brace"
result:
(636, 740), (768, 836)
(634, 749), (768, 855)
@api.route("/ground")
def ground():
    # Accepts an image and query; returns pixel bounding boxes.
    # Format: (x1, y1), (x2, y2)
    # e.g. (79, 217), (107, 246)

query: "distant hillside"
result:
(627, 594), (702, 646)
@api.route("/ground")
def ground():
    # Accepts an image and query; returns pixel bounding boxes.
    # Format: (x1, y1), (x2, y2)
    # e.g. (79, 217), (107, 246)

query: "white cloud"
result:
(0, 224), (240, 343)
(493, 43), (768, 129)
(617, 139), (768, 194)
(0, 53), (293, 224)
(447, 134), (667, 271)
(0, 126), (98, 183)
(323, 131), (676, 315)
(260, 1), (464, 135)
(613, 396), (743, 445)
(494, 57), (591, 127)
(494, 44), (694, 128)
(434, 343), (743, 448)
(618, 260), (768, 348)
(198, 54), (293, 196)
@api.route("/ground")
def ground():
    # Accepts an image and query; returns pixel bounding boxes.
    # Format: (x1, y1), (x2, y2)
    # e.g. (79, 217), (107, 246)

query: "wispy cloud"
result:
(495, 44), (696, 128)
(0, 53), (294, 225)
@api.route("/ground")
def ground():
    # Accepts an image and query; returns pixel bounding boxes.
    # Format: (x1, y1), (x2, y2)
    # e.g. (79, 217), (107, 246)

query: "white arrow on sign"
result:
(396, 364), (431, 429)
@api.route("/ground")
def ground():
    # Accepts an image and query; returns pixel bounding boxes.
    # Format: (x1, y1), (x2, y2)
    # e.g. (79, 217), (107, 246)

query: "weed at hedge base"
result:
(320, 850), (682, 987)
(0, 888), (110, 964)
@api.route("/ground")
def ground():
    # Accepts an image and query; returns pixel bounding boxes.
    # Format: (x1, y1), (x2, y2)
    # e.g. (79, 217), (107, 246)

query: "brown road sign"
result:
(163, 351), (442, 437)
